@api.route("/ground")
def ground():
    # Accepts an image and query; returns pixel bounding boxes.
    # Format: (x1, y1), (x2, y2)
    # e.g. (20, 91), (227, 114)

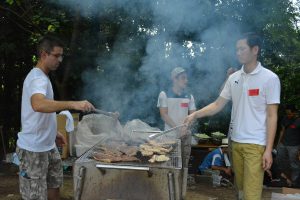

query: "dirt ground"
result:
(0, 162), (281, 200)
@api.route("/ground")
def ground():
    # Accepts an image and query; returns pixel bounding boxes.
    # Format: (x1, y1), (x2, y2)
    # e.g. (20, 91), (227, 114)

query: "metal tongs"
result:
(148, 124), (187, 140)
(94, 108), (119, 119)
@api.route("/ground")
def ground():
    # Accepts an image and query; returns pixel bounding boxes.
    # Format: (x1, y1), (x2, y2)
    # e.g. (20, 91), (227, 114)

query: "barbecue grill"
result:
(74, 139), (183, 200)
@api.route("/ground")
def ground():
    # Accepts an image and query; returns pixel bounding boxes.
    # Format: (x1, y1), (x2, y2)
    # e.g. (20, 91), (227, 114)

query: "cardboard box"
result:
(57, 114), (68, 159)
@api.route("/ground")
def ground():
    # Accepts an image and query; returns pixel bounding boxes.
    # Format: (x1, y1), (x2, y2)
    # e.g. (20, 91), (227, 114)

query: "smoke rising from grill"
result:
(54, 0), (243, 125)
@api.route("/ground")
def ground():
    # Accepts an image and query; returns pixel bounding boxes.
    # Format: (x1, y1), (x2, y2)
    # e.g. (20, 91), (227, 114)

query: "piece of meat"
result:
(148, 155), (170, 163)
(155, 155), (170, 162)
(140, 150), (154, 156)
(93, 152), (122, 163)
(98, 146), (123, 157)
(139, 144), (171, 155)
(120, 155), (140, 162)
(92, 151), (140, 163)
(119, 146), (139, 156)
(148, 155), (157, 163)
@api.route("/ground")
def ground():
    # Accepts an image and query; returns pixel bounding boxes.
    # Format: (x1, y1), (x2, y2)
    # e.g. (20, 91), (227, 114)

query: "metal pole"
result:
(168, 172), (175, 200)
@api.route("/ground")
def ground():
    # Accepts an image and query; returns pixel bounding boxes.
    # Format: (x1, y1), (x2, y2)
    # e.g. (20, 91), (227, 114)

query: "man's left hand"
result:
(262, 150), (273, 170)
(56, 131), (67, 147)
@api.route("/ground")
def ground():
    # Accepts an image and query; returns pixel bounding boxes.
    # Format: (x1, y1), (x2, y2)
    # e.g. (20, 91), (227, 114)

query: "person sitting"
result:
(275, 104), (300, 187)
(198, 138), (232, 178)
(264, 150), (292, 187)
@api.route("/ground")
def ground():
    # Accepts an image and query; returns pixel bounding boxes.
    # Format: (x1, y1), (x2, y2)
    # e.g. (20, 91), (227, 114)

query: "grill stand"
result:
(168, 172), (175, 200)
(74, 139), (183, 200)
(74, 166), (86, 200)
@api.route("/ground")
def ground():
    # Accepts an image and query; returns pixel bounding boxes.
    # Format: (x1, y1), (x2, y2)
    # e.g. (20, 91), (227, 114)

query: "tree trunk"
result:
(55, 9), (82, 100)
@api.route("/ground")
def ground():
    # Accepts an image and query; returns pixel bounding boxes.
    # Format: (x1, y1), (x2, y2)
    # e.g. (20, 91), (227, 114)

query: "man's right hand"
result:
(184, 113), (196, 127)
(71, 100), (95, 112)
(224, 167), (232, 176)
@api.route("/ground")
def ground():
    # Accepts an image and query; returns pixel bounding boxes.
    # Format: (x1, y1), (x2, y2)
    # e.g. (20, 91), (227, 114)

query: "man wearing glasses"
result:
(16, 35), (95, 200)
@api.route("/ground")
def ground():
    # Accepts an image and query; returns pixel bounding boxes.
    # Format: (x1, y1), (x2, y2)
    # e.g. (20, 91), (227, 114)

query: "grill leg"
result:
(168, 172), (175, 200)
(75, 166), (86, 200)
(182, 167), (188, 199)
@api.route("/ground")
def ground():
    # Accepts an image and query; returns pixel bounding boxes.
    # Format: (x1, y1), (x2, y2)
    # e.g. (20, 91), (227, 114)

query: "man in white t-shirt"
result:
(16, 35), (95, 200)
(157, 67), (196, 198)
(157, 67), (196, 130)
(185, 33), (280, 200)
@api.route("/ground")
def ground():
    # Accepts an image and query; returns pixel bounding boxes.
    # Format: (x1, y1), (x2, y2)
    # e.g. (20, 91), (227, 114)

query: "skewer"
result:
(132, 130), (162, 133)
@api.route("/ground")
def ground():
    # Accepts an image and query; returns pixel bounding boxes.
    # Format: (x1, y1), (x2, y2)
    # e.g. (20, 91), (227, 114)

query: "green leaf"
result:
(47, 24), (56, 32)
(6, 0), (14, 5)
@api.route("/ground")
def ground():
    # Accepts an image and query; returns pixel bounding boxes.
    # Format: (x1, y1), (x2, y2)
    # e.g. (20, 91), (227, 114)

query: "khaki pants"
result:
(232, 142), (265, 200)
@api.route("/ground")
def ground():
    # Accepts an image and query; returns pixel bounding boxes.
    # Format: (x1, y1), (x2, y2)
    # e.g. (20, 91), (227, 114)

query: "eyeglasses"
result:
(49, 53), (64, 62)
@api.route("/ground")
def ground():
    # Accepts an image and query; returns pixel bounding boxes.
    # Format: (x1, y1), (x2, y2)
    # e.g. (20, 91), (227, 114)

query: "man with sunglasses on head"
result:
(185, 32), (280, 200)
(16, 35), (95, 200)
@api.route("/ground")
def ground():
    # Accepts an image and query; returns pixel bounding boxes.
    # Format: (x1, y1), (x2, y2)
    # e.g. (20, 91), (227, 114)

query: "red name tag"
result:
(181, 103), (189, 108)
(248, 89), (259, 96)
(289, 124), (296, 129)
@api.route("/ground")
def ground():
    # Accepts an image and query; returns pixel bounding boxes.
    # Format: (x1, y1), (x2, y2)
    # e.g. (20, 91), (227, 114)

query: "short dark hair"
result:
(37, 35), (64, 58)
(238, 32), (262, 56)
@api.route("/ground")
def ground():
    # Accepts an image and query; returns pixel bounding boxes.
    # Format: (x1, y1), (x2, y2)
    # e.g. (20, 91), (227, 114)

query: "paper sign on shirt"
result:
(248, 89), (259, 96)
(181, 103), (189, 107)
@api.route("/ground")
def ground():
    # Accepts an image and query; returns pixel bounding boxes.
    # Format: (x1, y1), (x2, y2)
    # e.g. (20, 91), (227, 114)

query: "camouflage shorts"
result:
(16, 146), (63, 200)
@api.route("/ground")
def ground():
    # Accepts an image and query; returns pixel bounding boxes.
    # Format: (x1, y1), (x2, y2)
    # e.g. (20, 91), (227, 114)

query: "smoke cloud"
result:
(54, 0), (242, 126)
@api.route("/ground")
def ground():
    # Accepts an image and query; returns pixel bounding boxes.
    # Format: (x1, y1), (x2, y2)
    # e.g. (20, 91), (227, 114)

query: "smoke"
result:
(54, 0), (242, 125)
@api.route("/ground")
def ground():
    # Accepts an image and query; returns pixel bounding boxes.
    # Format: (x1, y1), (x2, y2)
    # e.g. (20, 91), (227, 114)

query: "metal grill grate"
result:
(78, 139), (182, 169)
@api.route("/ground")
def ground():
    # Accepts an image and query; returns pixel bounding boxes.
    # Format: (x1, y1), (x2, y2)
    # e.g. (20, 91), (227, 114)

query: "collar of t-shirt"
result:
(167, 89), (189, 98)
(241, 62), (262, 75)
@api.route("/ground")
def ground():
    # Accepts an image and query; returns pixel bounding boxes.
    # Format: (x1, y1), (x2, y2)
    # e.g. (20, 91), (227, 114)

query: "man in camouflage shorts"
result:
(16, 147), (63, 199)
(16, 35), (94, 199)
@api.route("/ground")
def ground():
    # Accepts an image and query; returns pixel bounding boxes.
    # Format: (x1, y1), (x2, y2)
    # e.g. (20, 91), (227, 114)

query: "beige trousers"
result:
(232, 141), (265, 200)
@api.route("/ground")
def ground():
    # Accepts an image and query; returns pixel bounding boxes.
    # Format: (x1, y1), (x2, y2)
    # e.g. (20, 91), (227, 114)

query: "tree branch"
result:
(0, 5), (42, 33)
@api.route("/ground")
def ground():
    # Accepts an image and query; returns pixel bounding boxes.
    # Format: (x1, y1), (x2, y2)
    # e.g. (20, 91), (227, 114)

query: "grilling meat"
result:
(92, 140), (175, 163)
(139, 143), (173, 155)
(93, 152), (139, 163)
(118, 146), (139, 156)
(148, 155), (170, 163)
(140, 150), (154, 156)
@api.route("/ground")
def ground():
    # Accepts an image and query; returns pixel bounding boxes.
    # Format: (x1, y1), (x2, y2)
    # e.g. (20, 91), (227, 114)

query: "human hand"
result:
(56, 131), (67, 147)
(184, 113), (196, 127)
(224, 167), (232, 176)
(72, 100), (95, 112)
(262, 150), (273, 170)
(179, 124), (189, 137)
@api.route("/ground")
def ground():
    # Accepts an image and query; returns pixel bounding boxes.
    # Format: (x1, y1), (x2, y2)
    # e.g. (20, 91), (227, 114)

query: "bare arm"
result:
(189, 109), (196, 114)
(262, 104), (279, 170)
(184, 97), (229, 125)
(31, 94), (95, 113)
(211, 166), (232, 175)
(159, 107), (177, 128)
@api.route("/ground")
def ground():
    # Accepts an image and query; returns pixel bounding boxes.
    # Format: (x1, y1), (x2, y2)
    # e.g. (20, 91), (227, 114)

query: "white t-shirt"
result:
(17, 68), (57, 152)
(157, 90), (196, 130)
(220, 62), (280, 145)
